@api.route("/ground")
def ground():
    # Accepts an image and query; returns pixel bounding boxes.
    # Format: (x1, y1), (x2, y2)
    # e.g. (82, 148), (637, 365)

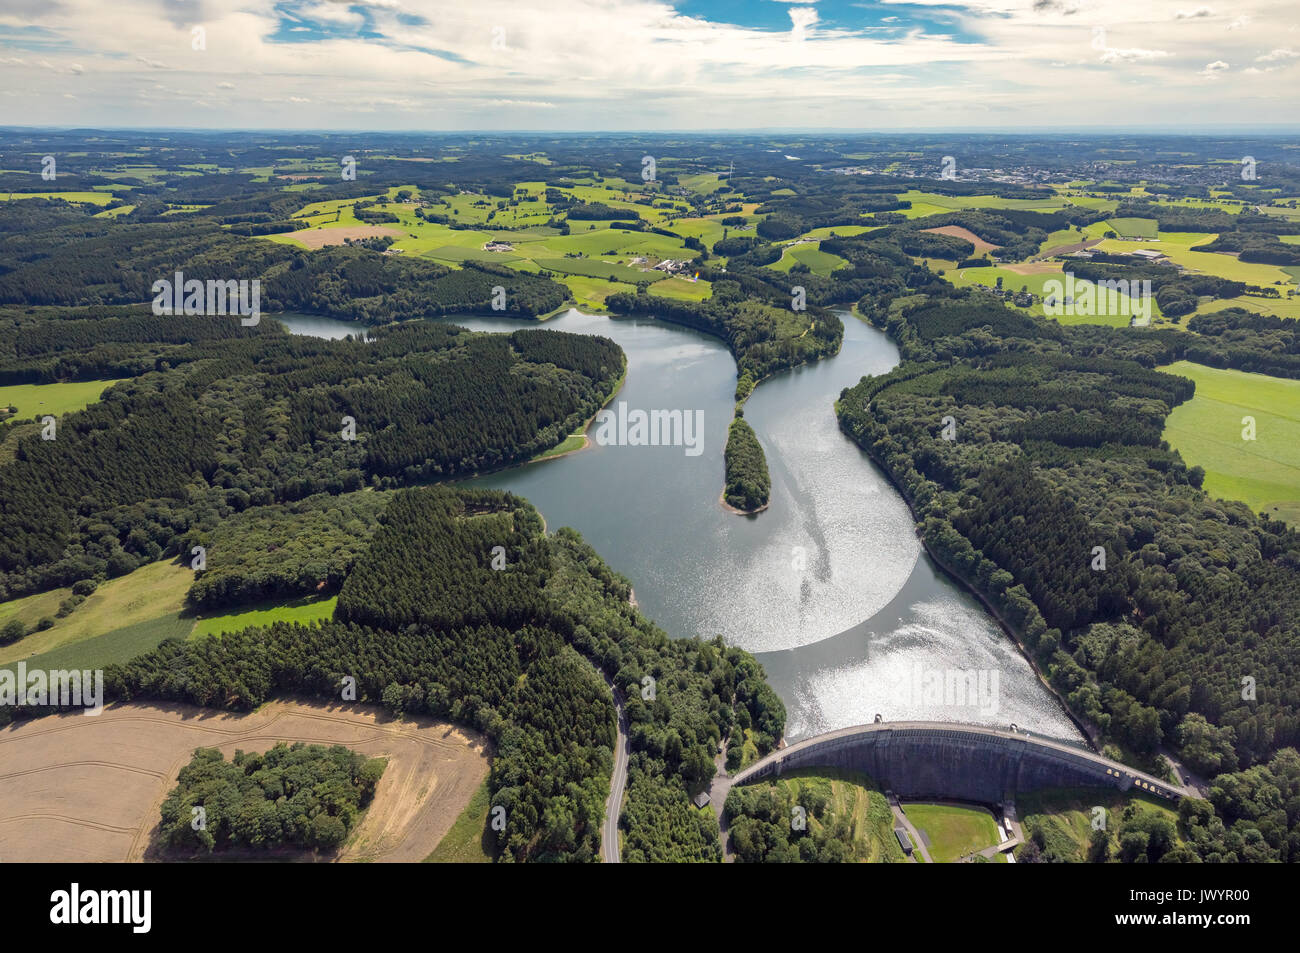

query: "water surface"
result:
(279, 308), (1083, 744)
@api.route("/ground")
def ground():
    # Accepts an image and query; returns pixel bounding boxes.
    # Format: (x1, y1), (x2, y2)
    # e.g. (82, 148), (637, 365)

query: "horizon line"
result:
(3, 125), (1300, 137)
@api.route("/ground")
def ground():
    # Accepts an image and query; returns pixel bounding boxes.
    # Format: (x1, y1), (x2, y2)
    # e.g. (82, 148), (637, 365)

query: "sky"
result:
(0, 0), (1297, 130)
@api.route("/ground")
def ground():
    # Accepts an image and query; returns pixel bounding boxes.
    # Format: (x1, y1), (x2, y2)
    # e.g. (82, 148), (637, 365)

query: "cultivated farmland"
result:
(0, 700), (489, 862)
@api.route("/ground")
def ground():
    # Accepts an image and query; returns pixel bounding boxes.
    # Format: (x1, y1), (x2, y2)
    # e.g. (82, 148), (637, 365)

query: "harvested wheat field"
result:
(0, 699), (488, 863)
(1003, 260), (1064, 276)
(290, 225), (404, 248)
(922, 225), (1000, 254)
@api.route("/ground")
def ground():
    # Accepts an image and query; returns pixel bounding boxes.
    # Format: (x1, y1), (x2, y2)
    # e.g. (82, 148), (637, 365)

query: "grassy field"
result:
(897, 189), (1069, 217)
(903, 802), (1001, 862)
(1033, 226), (1090, 256)
(1195, 294), (1300, 320)
(535, 257), (665, 283)
(652, 275), (712, 301)
(0, 379), (128, 419)
(1105, 217), (1158, 239)
(189, 595), (338, 639)
(0, 560), (191, 665)
(1160, 361), (1300, 525)
(936, 262), (1151, 327)
(796, 224), (878, 242)
(423, 778), (495, 863)
(768, 242), (847, 276)
(4, 190), (114, 205)
(0, 587), (70, 640)
(1098, 231), (1296, 288)
(1, 612), (192, 678)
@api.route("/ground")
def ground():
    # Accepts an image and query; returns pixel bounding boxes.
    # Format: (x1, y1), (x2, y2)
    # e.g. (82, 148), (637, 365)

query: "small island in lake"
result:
(722, 417), (771, 514)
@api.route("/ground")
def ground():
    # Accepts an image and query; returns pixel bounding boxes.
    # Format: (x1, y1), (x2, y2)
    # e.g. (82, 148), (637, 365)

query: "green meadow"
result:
(796, 224), (877, 241)
(1105, 217), (1158, 239)
(938, 263), (1152, 327)
(4, 190), (114, 205)
(768, 241), (847, 276)
(1195, 294), (1300, 321)
(1160, 361), (1300, 525)
(902, 802), (1002, 863)
(0, 560), (191, 666)
(896, 189), (1070, 217)
(0, 379), (127, 419)
(1097, 232), (1294, 287)
(1, 612), (192, 679)
(1034, 226), (1091, 255)
(189, 595), (338, 639)
(535, 257), (665, 283)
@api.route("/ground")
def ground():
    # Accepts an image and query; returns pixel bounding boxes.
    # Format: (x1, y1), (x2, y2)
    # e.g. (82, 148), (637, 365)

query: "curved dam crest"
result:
(720, 722), (1189, 807)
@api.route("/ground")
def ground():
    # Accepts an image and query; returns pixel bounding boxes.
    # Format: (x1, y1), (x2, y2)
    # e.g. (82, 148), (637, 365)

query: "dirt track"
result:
(0, 699), (487, 863)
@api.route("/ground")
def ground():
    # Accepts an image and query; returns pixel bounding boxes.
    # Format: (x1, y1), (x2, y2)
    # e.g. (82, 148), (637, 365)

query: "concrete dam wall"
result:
(730, 722), (1184, 805)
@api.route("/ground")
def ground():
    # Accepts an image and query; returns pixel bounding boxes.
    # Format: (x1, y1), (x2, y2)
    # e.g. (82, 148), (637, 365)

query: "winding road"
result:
(601, 681), (630, 863)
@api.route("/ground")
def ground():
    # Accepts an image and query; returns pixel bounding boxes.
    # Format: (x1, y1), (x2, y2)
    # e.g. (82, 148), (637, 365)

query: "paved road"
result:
(601, 681), (630, 863)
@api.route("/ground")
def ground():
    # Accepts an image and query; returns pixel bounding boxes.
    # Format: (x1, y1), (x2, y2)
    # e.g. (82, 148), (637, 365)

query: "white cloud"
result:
(789, 6), (819, 39)
(1099, 47), (1172, 63)
(0, 0), (1295, 129)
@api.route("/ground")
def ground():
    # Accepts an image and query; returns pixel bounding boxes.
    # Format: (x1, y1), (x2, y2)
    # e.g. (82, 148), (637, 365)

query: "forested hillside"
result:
(185, 491), (390, 611)
(832, 229), (1300, 861)
(0, 317), (623, 601)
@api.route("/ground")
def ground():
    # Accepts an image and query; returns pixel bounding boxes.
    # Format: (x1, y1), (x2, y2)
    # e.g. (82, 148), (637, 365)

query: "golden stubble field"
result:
(0, 699), (488, 863)
(921, 224), (1000, 255)
(289, 225), (404, 248)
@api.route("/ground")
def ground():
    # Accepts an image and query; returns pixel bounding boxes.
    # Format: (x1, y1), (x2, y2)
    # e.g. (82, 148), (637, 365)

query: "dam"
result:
(716, 721), (1192, 808)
